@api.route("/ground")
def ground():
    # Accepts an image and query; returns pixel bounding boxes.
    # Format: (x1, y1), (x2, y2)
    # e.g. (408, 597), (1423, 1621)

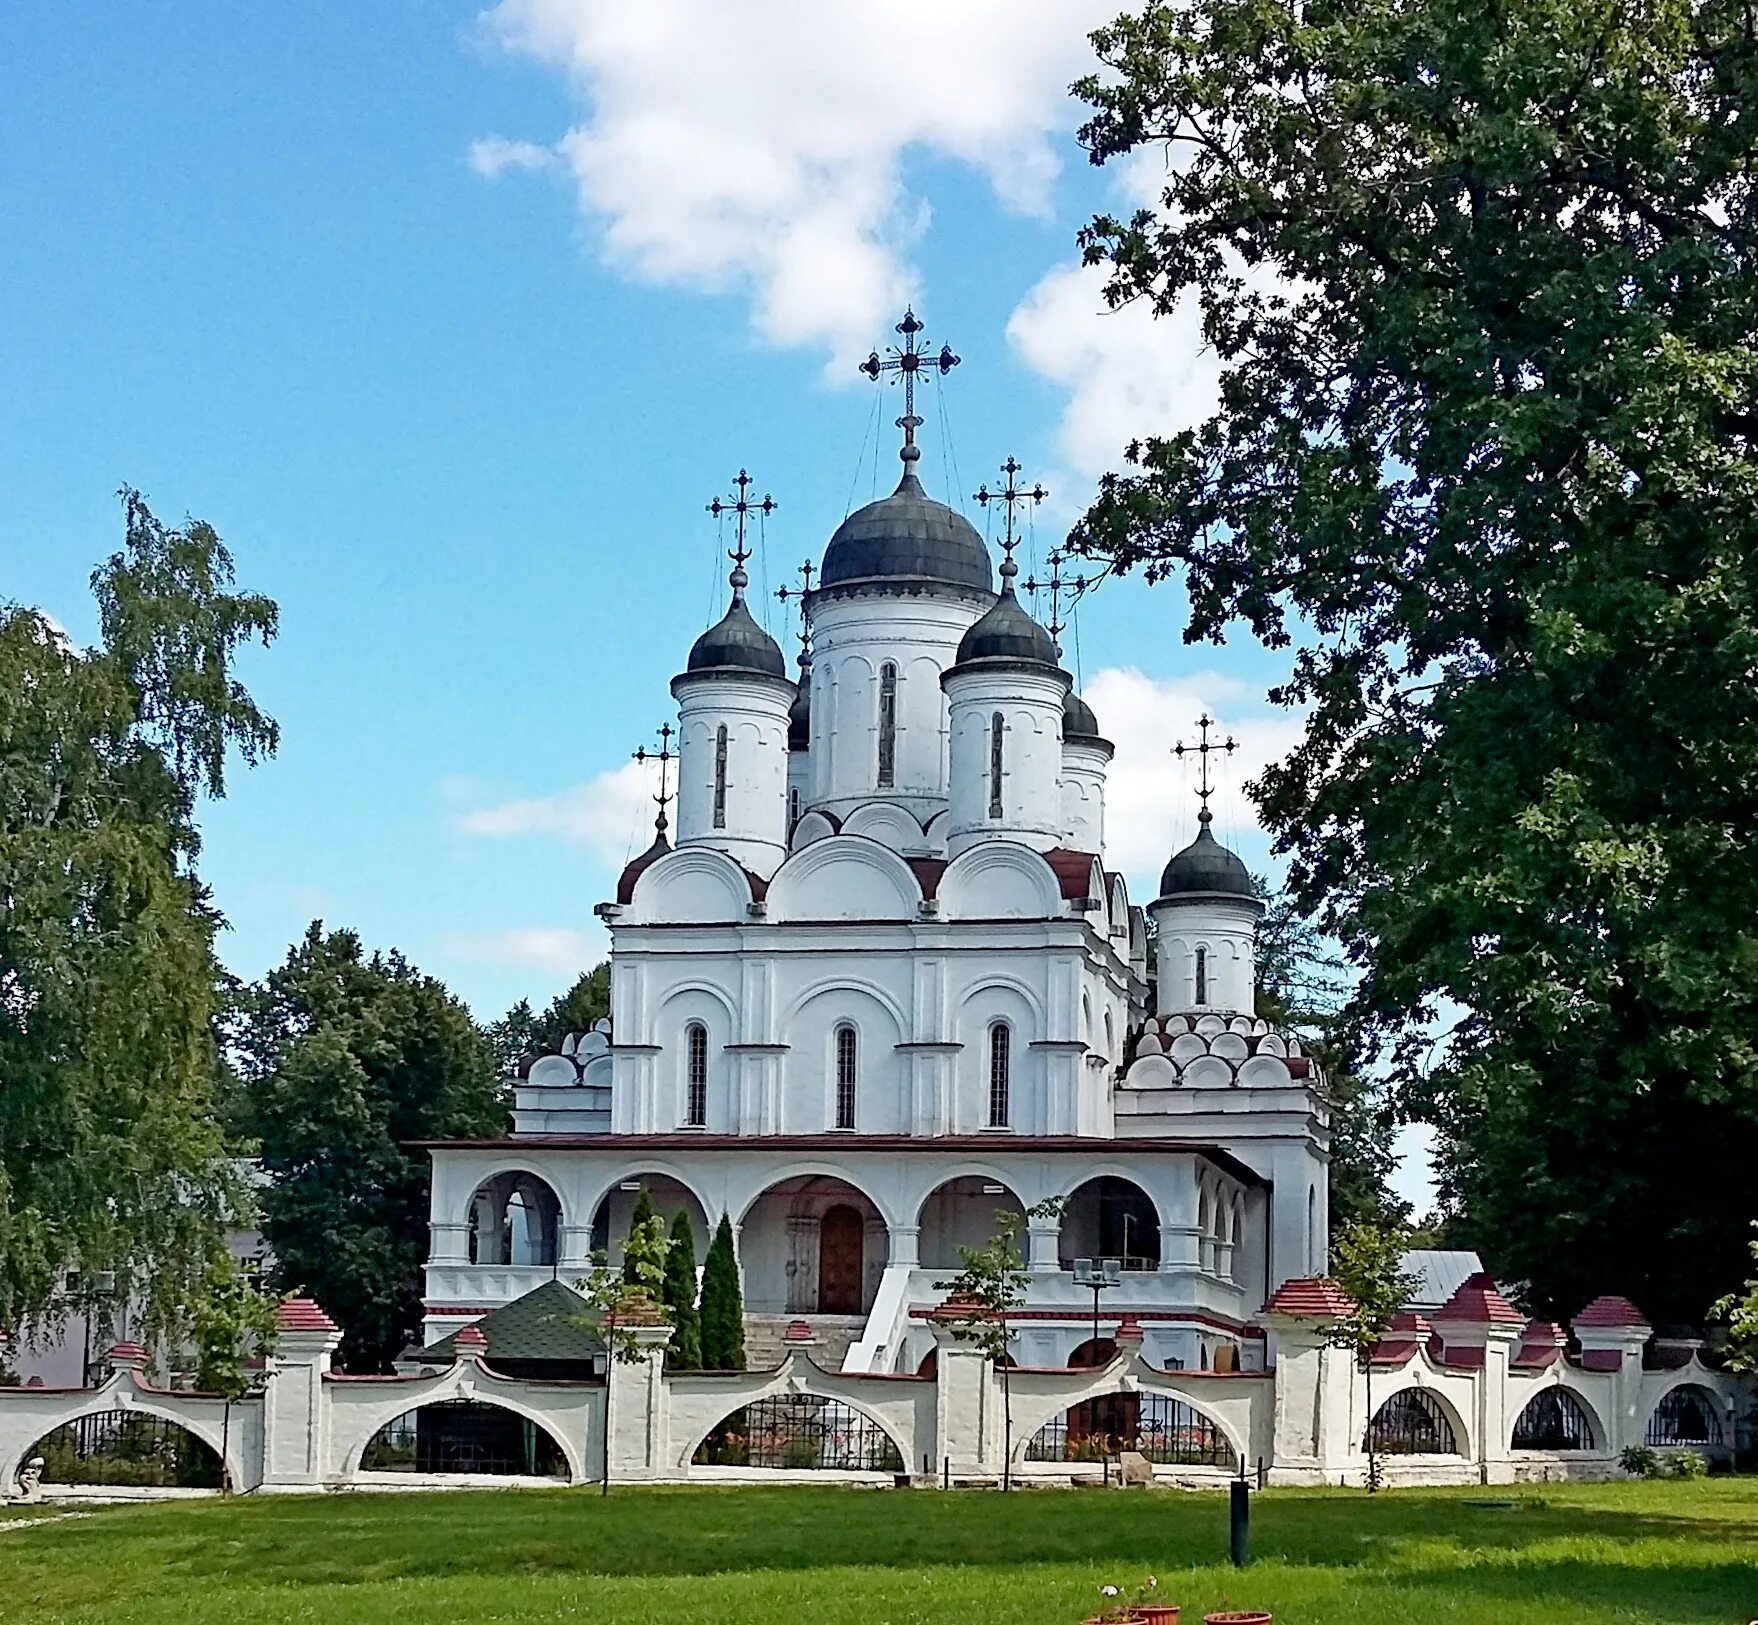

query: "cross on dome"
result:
(775, 558), (815, 662)
(859, 307), (960, 467)
(1023, 546), (1092, 654)
(707, 469), (776, 600)
(974, 455), (1046, 590)
(1174, 713), (1238, 827)
(632, 723), (677, 842)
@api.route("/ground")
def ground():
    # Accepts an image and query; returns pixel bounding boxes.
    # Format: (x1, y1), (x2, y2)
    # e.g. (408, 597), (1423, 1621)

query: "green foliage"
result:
(661, 1209), (702, 1371)
(933, 1199), (1065, 1367)
(1620, 1443), (1709, 1480)
(1072, 0), (1758, 1323)
(622, 1187), (657, 1286)
(1326, 1220), (1419, 1359)
(486, 964), (610, 1072)
(0, 489), (275, 1347)
(1255, 880), (1408, 1227)
(576, 1212), (670, 1371)
(191, 1253), (279, 1403)
(233, 924), (505, 1371)
(1708, 1221), (1758, 1373)
(698, 1212), (745, 1371)
(1619, 1445), (1662, 1479)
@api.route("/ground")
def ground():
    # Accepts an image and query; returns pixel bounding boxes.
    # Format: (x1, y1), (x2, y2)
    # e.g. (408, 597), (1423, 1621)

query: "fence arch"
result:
(1644, 1382), (1724, 1448)
(682, 1387), (909, 1474)
(1510, 1386), (1600, 1451)
(1018, 1388), (1238, 1470)
(21, 1408), (222, 1489)
(356, 1398), (571, 1480)
(1364, 1386), (1465, 1456)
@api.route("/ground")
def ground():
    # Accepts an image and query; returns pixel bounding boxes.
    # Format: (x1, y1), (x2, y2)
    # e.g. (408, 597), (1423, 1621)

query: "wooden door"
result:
(818, 1204), (864, 1314)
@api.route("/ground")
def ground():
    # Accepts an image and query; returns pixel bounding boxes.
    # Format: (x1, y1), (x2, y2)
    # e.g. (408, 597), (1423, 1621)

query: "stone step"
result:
(742, 1313), (867, 1372)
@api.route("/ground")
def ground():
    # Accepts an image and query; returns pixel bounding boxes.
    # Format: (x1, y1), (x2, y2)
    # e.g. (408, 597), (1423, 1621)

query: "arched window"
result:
(834, 1025), (857, 1130)
(987, 1022), (1011, 1128)
(685, 1023), (709, 1127)
(876, 663), (898, 787)
(1194, 944), (1209, 1005)
(988, 711), (1005, 818)
(713, 725), (729, 828)
(789, 785), (801, 830)
(1512, 1388), (1595, 1451)
(1365, 1389), (1460, 1455)
(1645, 1384), (1723, 1446)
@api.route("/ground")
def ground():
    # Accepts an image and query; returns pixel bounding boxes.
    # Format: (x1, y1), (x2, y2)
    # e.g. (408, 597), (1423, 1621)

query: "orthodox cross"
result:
(632, 723), (677, 842)
(974, 455), (1045, 586)
(859, 308), (960, 457)
(1023, 546), (1091, 653)
(707, 469), (776, 597)
(775, 559), (816, 660)
(1173, 713), (1238, 827)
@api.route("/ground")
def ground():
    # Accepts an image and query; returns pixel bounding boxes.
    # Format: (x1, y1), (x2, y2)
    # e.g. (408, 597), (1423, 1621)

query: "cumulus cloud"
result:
(458, 756), (662, 870)
(441, 926), (602, 973)
(468, 134), (554, 178)
(473, 0), (1116, 363)
(1082, 664), (1304, 887)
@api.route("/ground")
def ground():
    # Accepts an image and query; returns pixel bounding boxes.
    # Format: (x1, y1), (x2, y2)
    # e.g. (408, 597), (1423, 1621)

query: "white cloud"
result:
(458, 756), (661, 869)
(473, 0), (1116, 363)
(468, 135), (554, 178)
(1007, 261), (1219, 490)
(1083, 665), (1304, 887)
(442, 926), (601, 973)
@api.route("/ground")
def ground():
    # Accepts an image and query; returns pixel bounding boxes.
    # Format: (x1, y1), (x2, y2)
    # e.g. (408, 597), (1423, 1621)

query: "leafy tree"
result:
(622, 1187), (656, 1287)
(1255, 881), (1408, 1228)
(1709, 1222), (1758, 1374)
(1072, 0), (1758, 1323)
(698, 1213), (745, 1371)
(0, 489), (275, 1347)
(575, 1212), (670, 1495)
(1325, 1220), (1418, 1492)
(233, 924), (505, 1371)
(191, 1253), (279, 1493)
(487, 964), (611, 1071)
(934, 1198), (1065, 1490)
(661, 1209), (702, 1371)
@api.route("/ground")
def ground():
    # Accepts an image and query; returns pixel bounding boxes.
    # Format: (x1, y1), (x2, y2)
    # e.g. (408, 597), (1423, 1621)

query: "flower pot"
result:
(1203, 1613), (1271, 1625)
(1135, 1607), (1180, 1624)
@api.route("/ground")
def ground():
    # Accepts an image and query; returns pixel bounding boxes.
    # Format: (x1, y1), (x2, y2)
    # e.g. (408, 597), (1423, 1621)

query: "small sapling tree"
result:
(1709, 1221), (1758, 1375)
(576, 1210), (669, 1496)
(1324, 1220), (1418, 1492)
(192, 1255), (280, 1494)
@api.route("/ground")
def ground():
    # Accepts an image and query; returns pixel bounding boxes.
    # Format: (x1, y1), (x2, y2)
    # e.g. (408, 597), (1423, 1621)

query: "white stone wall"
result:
(944, 665), (1067, 856)
(671, 671), (795, 877)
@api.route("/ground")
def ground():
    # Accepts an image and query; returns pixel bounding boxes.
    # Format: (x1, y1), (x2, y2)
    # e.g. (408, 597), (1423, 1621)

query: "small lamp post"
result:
(1072, 1257), (1122, 1357)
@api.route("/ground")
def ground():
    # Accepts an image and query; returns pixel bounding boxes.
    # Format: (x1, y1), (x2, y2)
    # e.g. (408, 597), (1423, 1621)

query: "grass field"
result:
(0, 1479), (1753, 1624)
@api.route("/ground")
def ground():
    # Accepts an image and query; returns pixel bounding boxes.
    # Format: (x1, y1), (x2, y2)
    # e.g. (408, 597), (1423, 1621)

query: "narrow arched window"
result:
(988, 711), (1005, 819)
(877, 663), (898, 788)
(1194, 945), (1209, 1006)
(685, 1023), (708, 1127)
(834, 1025), (857, 1130)
(713, 725), (728, 829)
(789, 785), (801, 831)
(987, 1022), (1011, 1128)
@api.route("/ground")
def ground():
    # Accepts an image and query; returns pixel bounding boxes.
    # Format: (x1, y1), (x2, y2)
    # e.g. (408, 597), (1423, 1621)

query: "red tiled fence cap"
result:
(1262, 1277), (1358, 1318)
(275, 1297), (339, 1333)
(1433, 1272), (1525, 1325)
(783, 1319), (814, 1341)
(454, 1325), (488, 1350)
(1574, 1294), (1649, 1328)
(105, 1340), (148, 1362)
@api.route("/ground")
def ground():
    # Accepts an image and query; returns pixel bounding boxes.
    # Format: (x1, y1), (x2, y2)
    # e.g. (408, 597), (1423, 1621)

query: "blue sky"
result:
(2, 3), (1433, 1202)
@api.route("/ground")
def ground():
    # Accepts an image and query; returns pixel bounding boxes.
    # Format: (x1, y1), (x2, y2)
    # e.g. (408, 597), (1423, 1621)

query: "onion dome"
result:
(820, 456), (993, 595)
(1158, 814), (1257, 900)
(684, 592), (786, 678)
(1064, 687), (1101, 739)
(787, 658), (811, 750)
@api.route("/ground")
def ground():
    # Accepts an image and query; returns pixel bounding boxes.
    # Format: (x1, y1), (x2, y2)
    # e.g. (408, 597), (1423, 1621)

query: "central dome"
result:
(820, 465), (992, 594)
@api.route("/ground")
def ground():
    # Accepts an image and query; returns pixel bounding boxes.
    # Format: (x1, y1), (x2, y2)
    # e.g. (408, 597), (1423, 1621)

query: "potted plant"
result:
(1203, 1612), (1272, 1624)
(1083, 1576), (1179, 1625)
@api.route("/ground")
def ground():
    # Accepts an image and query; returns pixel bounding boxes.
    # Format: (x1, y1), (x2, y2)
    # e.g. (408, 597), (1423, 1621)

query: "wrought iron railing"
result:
(1511, 1388), (1595, 1450)
(29, 1410), (221, 1488)
(1364, 1388), (1460, 1455)
(359, 1399), (569, 1477)
(1644, 1385), (1722, 1447)
(1024, 1391), (1236, 1468)
(692, 1394), (903, 1472)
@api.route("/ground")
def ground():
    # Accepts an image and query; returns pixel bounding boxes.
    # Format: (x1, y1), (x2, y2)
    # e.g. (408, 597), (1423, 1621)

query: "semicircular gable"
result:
(940, 843), (1065, 921)
(841, 800), (931, 856)
(625, 846), (755, 924)
(1107, 873), (1130, 939)
(790, 809), (839, 851)
(766, 835), (923, 923)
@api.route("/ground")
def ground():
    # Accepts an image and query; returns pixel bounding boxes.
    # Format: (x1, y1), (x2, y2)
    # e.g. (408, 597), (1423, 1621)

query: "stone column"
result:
(606, 1320), (674, 1483)
(1261, 1283), (1356, 1485)
(1478, 1322), (1522, 1484)
(927, 1299), (1000, 1477)
(261, 1298), (343, 1490)
(1027, 1221), (1061, 1272)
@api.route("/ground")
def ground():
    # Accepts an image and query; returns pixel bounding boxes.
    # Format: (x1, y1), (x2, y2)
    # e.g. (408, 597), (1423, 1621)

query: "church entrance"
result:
(818, 1204), (864, 1313)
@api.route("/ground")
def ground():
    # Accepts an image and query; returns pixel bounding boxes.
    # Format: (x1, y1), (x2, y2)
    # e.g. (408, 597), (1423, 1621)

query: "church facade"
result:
(420, 319), (1332, 1376)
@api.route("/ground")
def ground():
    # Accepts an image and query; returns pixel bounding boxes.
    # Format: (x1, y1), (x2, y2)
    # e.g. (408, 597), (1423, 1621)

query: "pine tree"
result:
(661, 1210), (702, 1370)
(622, 1187), (657, 1286)
(698, 1213), (745, 1371)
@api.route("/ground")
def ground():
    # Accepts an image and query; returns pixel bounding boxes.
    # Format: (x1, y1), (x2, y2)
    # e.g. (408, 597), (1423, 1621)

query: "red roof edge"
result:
(1433, 1272), (1525, 1326)
(1262, 1277), (1357, 1319)
(276, 1296), (339, 1333)
(1574, 1294), (1649, 1328)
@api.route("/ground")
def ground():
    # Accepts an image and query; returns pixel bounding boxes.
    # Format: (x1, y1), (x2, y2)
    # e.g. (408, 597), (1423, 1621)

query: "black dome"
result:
(684, 596), (786, 679)
(821, 467), (992, 594)
(788, 664), (811, 749)
(1064, 687), (1101, 738)
(1159, 818), (1257, 899)
(954, 586), (1060, 668)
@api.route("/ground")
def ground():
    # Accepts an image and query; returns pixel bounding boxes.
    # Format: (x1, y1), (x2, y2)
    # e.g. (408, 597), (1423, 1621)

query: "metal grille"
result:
(1511, 1388), (1595, 1450)
(988, 1022), (1010, 1127)
(1025, 1392), (1236, 1468)
(686, 1023), (708, 1127)
(29, 1410), (221, 1489)
(1365, 1388), (1460, 1455)
(1645, 1384), (1722, 1446)
(877, 663), (897, 787)
(835, 1025), (857, 1130)
(360, 1400), (569, 1478)
(692, 1394), (903, 1472)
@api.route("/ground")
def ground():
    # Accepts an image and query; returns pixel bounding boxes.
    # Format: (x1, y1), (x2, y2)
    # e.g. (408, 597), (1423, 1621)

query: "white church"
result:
(420, 314), (1332, 1377)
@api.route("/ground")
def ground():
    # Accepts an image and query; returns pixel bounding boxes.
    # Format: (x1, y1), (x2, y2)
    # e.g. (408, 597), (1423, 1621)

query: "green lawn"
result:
(1, 1479), (1754, 1624)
